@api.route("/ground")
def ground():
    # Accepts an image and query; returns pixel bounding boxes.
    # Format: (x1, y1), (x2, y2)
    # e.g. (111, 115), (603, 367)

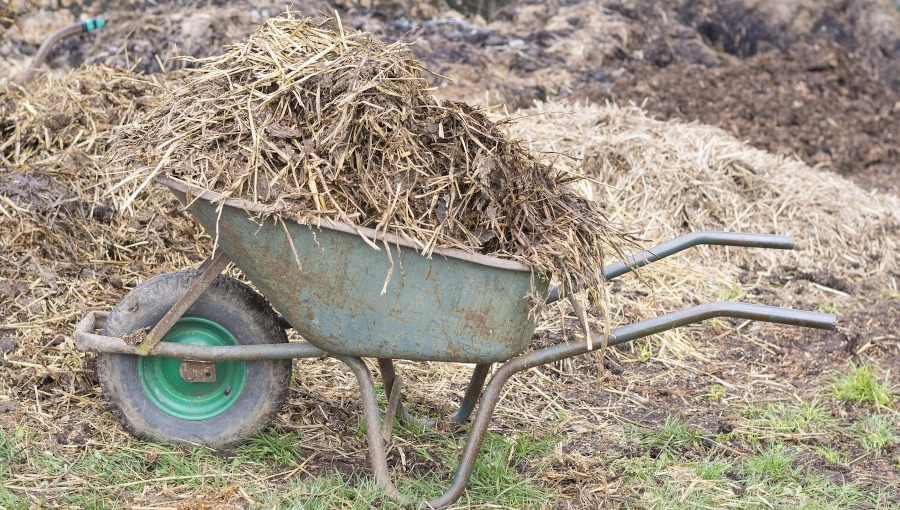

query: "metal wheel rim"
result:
(138, 318), (247, 420)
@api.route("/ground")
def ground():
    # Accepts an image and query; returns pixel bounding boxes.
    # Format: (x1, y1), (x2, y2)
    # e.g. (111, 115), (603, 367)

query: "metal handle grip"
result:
(546, 231), (794, 304)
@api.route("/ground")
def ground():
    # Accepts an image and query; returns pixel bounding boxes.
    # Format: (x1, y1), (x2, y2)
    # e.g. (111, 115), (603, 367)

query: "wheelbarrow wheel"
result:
(97, 269), (292, 448)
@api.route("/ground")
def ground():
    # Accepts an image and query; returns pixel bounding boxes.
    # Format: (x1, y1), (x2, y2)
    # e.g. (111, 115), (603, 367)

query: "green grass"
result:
(814, 445), (849, 466)
(739, 442), (799, 483)
(832, 361), (895, 408)
(234, 427), (305, 466)
(460, 431), (558, 506)
(717, 283), (742, 301)
(614, 422), (888, 509)
(634, 415), (705, 461)
(852, 414), (898, 452)
(0, 427), (29, 509)
(250, 428), (560, 509)
(0, 422), (557, 509)
(738, 399), (833, 442)
(5, 368), (900, 509)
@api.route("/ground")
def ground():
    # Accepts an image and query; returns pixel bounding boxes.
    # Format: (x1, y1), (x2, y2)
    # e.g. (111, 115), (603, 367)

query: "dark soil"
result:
(582, 35), (900, 195)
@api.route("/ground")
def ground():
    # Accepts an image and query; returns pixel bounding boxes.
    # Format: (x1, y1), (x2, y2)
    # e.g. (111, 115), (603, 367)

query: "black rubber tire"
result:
(98, 270), (292, 448)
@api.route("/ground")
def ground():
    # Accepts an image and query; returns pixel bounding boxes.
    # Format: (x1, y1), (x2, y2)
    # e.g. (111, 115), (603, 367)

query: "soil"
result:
(2, 0), (900, 507)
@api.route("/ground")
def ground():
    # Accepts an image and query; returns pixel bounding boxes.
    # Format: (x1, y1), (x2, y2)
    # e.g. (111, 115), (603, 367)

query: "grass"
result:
(249, 429), (559, 510)
(737, 398), (833, 442)
(852, 414), (898, 452)
(2, 360), (898, 509)
(460, 431), (558, 506)
(739, 442), (798, 483)
(832, 361), (895, 408)
(0, 427), (28, 509)
(634, 415), (705, 461)
(3, 385), (899, 508)
(606, 389), (900, 509)
(0, 422), (557, 509)
(234, 428), (306, 466)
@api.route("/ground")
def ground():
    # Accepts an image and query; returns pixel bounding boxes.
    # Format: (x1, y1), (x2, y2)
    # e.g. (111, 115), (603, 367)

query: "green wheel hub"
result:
(138, 318), (247, 420)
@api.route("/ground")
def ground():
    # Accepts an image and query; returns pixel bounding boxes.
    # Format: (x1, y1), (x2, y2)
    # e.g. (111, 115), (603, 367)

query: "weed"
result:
(815, 446), (848, 466)
(636, 416), (704, 460)
(852, 414), (899, 452)
(717, 283), (742, 301)
(739, 442), (798, 483)
(832, 361), (895, 408)
(637, 340), (653, 361)
(234, 428), (305, 466)
(818, 302), (838, 313)
(708, 384), (726, 401)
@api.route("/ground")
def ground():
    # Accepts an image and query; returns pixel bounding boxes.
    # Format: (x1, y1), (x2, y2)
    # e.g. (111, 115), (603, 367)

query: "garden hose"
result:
(15, 17), (106, 85)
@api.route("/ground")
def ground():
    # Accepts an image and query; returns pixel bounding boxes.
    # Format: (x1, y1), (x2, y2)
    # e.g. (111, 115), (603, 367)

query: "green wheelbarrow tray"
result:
(163, 177), (547, 364)
(74, 176), (837, 508)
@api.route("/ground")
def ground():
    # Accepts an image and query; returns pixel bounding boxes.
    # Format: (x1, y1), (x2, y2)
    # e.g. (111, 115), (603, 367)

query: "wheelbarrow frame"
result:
(73, 177), (836, 508)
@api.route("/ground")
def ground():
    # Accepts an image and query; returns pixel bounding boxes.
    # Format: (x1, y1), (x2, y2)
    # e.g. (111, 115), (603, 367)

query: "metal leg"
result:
(383, 377), (403, 443)
(377, 358), (429, 430)
(336, 356), (407, 504)
(344, 356), (524, 509)
(448, 363), (491, 424)
(376, 360), (492, 430)
(425, 358), (532, 508)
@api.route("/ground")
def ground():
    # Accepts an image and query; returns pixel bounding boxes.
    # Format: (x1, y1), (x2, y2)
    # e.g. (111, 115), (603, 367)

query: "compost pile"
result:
(0, 65), (196, 327)
(112, 11), (636, 314)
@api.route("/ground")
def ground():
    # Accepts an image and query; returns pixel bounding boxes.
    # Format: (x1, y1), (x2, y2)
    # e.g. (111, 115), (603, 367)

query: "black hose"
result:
(15, 17), (106, 85)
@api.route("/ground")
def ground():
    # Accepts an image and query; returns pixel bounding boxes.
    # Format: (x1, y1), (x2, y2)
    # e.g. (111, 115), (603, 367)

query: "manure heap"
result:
(112, 12), (636, 317)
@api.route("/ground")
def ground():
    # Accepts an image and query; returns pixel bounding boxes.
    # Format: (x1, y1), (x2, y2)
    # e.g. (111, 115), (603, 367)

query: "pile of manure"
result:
(110, 11), (638, 328)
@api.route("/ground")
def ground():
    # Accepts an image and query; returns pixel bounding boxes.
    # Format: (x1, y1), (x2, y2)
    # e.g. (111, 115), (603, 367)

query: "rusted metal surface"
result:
(75, 311), (328, 360)
(158, 176), (548, 363)
(546, 231), (796, 304)
(134, 250), (232, 356)
(179, 360), (217, 382)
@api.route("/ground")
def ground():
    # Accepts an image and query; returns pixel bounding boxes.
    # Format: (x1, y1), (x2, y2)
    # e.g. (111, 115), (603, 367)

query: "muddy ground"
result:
(2, 0), (900, 507)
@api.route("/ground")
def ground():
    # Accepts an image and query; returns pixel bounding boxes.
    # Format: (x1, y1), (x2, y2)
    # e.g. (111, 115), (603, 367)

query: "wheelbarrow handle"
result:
(546, 231), (794, 304)
(422, 300), (834, 508)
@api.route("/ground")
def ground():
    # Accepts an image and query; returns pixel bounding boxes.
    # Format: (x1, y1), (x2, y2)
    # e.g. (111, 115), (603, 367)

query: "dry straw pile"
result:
(508, 101), (900, 282)
(111, 12), (636, 318)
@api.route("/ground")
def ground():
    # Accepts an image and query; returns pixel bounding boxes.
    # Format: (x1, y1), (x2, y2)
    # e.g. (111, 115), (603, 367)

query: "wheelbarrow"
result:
(74, 175), (836, 507)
